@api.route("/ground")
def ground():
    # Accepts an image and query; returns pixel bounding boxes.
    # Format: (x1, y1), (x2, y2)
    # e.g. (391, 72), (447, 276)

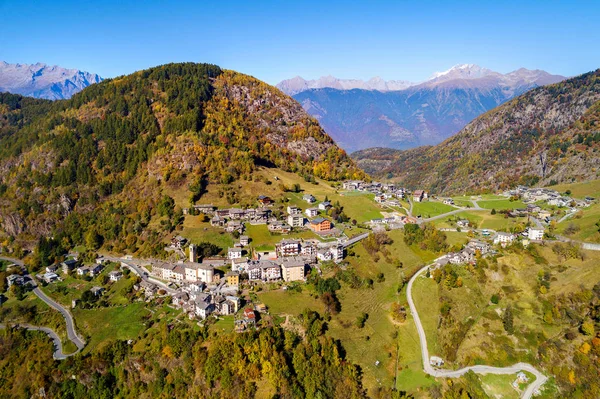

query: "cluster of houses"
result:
(434, 240), (492, 267)
(492, 227), (545, 247)
(343, 180), (410, 207)
(504, 186), (591, 209)
(147, 235), (346, 321)
(185, 196), (336, 237)
(368, 213), (417, 230)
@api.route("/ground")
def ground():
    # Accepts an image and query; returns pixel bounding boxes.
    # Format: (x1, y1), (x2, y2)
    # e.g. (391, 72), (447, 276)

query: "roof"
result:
(228, 247), (242, 253)
(310, 217), (328, 224)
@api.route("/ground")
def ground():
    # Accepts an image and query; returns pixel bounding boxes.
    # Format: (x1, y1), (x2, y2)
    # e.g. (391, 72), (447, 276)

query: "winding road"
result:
(1, 256), (85, 357)
(0, 323), (75, 360)
(406, 264), (548, 399)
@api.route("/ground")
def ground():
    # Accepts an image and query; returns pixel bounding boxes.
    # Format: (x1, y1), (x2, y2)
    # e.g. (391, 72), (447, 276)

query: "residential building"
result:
(413, 190), (427, 202)
(42, 272), (60, 283)
(195, 300), (214, 319)
(228, 247), (243, 260)
(239, 235), (250, 246)
(493, 232), (515, 246)
(318, 201), (332, 211)
(90, 286), (105, 297)
(528, 228), (544, 241)
(309, 217), (331, 232)
(46, 265), (58, 273)
(276, 239), (301, 257)
(61, 259), (78, 274)
(171, 235), (187, 249)
(89, 264), (104, 277)
(268, 221), (291, 234)
(109, 270), (123, 282)
(287, 205), (301, 215)
(301, 243), (316, 256)
(280, 259), (305, 282)
(257, 195), (274, 206)
(226, 295), (241, 313)
(210, 215), (226, 227)
(231, 257), (249, 273)
(305, 207), (319, 218)
(457, 219), (470, 228)
(7, 274), (25, 287)
(77, 266), (90, 276)
(287, 214), (304, 228)
(226, 271), (240, 286)
(330, 244), (344, 262)
(303, 194), (316, 203)
(247, 260), (281, 281)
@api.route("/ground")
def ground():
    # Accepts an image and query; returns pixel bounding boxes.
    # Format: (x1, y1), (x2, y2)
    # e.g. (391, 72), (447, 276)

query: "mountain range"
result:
(352, 69), (600, 194)
(278, 65), (567, 152)
(0, 61), (102, 100)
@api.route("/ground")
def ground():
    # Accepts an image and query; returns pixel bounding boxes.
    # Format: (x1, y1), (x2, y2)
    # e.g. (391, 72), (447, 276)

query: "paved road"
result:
(0, 256), (86, 351)
(0, 323), (79, 359)
(104, 256), (177, 294)
(406, 264), (548, 398)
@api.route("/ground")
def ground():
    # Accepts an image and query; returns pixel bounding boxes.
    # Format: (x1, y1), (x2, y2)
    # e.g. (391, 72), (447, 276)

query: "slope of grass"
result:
(557, 202), (600, 242)
(477, 199), (527, 210)
(412, 201), (456, 218)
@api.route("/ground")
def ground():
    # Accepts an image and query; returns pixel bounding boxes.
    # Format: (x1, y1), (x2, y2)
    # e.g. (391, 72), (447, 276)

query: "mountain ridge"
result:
(0, 61), (103, 100)
(280, 65), (567, 152)
(352, 69), (600, 194)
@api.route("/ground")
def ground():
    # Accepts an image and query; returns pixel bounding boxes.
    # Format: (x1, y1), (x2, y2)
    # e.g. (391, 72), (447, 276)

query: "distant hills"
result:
(0, 61), (102, 100)
(352, 69), (600, 194)
(0, 62), (362, 248)
(278, 65), (567, 152)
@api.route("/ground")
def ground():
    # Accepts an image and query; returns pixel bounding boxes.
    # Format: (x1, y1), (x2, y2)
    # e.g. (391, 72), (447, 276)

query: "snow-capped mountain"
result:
(285, 65), (567, 152)
(429, 63), (496, 81)
(276, 75), (416, 96)
(0, 61), (103, 100)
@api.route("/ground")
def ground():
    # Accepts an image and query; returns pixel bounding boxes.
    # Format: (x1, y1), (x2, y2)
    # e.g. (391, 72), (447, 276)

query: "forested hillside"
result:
(0, 63), (364, 254)
(352, 69), (600, 194)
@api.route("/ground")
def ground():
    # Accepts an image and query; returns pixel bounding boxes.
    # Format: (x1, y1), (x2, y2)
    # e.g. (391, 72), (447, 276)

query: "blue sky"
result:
(0, 0), (598, 84)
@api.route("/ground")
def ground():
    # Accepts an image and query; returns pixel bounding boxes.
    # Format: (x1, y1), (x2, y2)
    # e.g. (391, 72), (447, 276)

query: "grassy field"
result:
(433, 211), (529, 232)
(552, 178), (600, 198)
(180, 216), (234, 252)
(479, 373), (520, 399)
(411, 276), (441, 356)
(477, 199), (527, 210)
(245, 224), (316, 251)
(257, 289), (324, 317)
(453, 194), (506, 201)
(557, 202), (600, 242)
(412, 201), (456, 218)
(74, 302), (150, 353)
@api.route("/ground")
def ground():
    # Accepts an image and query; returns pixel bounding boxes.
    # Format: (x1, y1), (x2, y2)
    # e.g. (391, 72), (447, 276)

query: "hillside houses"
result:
(504, 186), (589, 208)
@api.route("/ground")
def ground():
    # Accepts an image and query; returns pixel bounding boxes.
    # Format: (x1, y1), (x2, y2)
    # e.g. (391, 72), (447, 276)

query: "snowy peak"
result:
(276, 75), (417, 95)
(0, 61), (103, 100)
(429, 64), (496, 81)
(278, 64), (566, 96)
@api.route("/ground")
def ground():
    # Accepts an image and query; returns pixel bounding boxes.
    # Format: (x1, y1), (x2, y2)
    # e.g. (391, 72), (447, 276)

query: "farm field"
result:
(73, 302), (151, 353)
(477, 199), (527, 210)
(180, 216), (235, 252)
(412, 201), (456, 218)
